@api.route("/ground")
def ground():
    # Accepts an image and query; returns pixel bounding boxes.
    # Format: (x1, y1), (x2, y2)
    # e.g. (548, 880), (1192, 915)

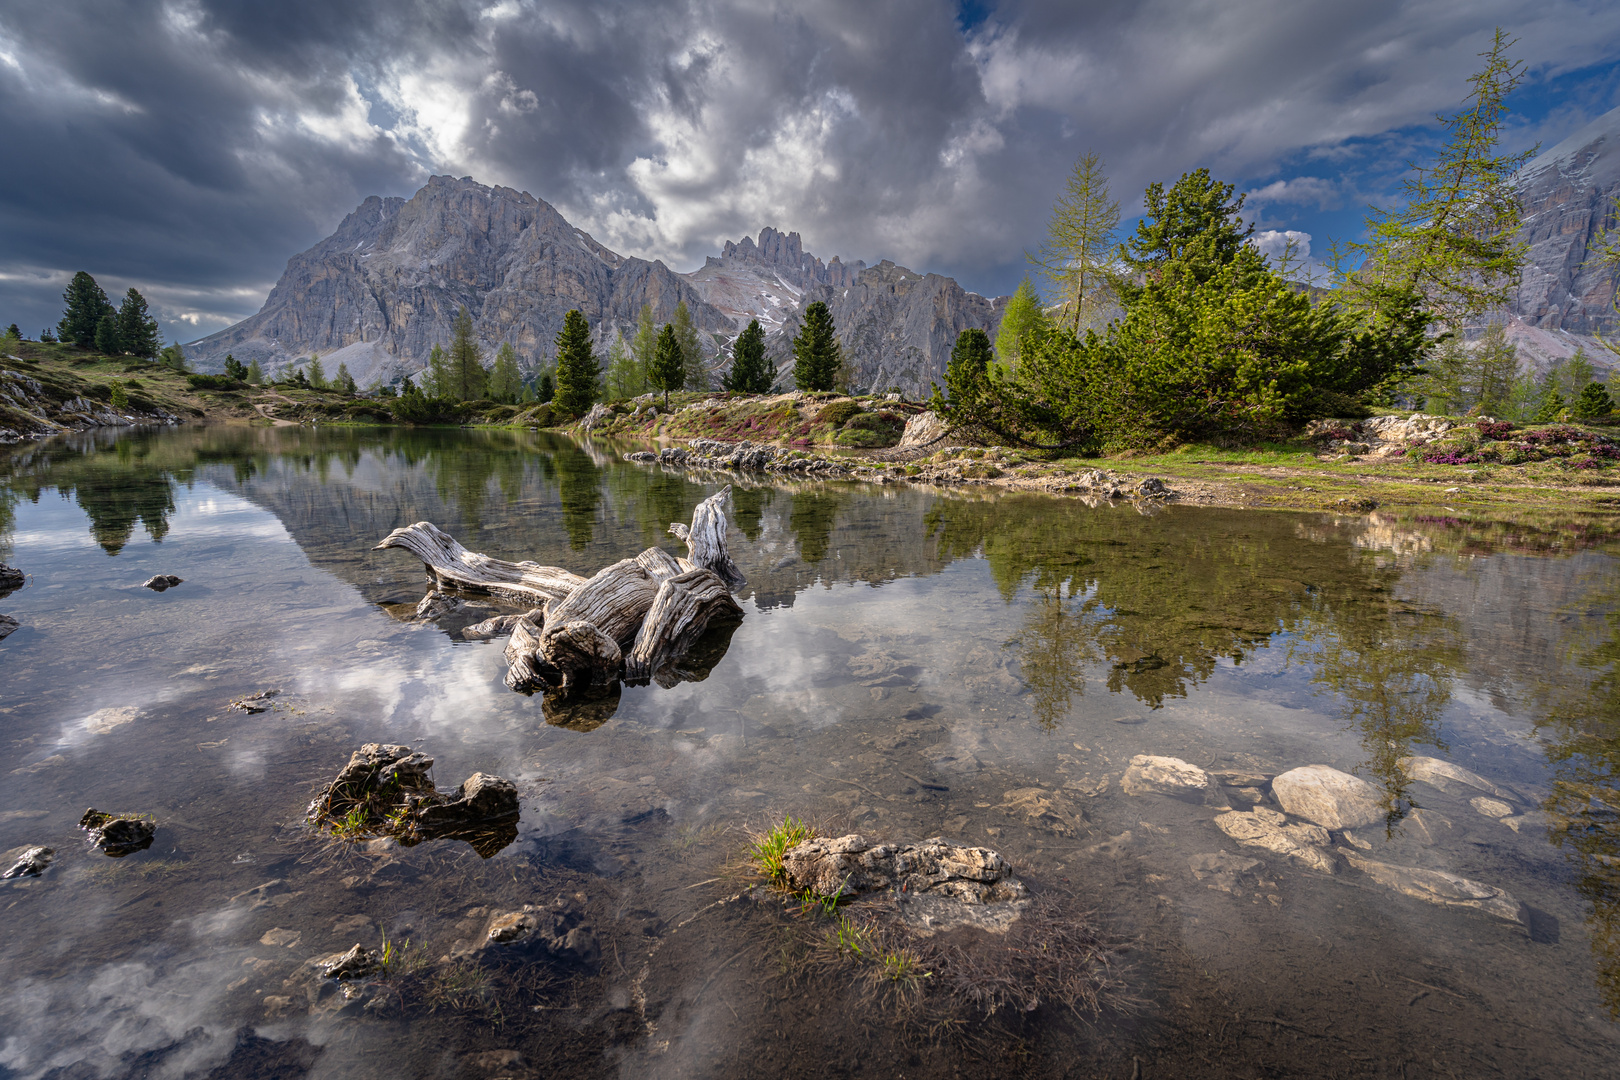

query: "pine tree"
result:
(4, 324), (20, 340)
(158, 342), (188, 372)
(1531, 391), (1564, 423)
(673, 301), (705, 390)
(1344, 29), (1532, 328)
(1120, 168), (1252, 295)
(423, 343), (454, 399)
(307, 354), (328, 389)
(449, 307), (487, 401)
(723, 318), (774, 392)
(994, 278), (1050, 378)
(246, 359), (264, 385)
(943, 328), (995, 409)
(489, 342), (523, 403)
(95, 313), (121, 354)
(553, 309), (600, 415)
(631, 303), (657, 391)
(116, 289), (160, 358)
(223, 354), (247, 380)
(59, 271), (113, 346)
(334, 361), (357, 395)
(792, 302), (841, 392)
(538, 371), (555, 403)
(649, 324), (685, 408)
(1573, 381), (1616, 420)
(1031, 151), (1120, 331)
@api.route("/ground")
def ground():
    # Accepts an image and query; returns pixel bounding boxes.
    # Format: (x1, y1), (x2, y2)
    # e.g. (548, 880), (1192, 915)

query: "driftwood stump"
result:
(377, 487), (746, 694)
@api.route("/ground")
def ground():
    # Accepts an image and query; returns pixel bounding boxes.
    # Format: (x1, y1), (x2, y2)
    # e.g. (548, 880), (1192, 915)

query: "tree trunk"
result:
(668, 486), (745, 590)
(374, 521), (585, 604)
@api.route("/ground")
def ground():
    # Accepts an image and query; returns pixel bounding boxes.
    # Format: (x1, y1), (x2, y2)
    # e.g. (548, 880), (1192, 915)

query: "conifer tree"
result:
(631, 303), (657, 390)
(1562, 349), (1596, 402)
(1031, 151), (1120, 331)
(224, 354), (247, 381)
(59, 271), (113, 347)
(673, 301), (705, 390)
(334, 361), (357, 395)
(423, 343), (454, 399)
(1120, 168), (1252, 295)
(994, 278), (1050, 378)
(246, 359), (264, 385)
(538, 371), (555, 403)
(449, 307), (487, 401)
(1573, 381), (1616, 420)
(792, 302), (841, 392)
(306, 354), (327, 389)
(723, 318), (774, 392)
(1344, 29), (1532, 328)
(552, 309), (600, 415)
(116, 289), (160, 359)
(158, 342), (188, 371)
(95, 313), (121, 354)
(604, 335), (640, 399)
(648, 324), (685, 408)
(5, 324), (20, 340)
(489, 342), (523, 403)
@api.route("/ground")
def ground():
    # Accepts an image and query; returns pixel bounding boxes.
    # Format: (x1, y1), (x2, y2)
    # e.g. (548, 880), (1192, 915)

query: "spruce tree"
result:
(489, 342), (523, 402)
(792, 301), (841, 392)
(449, 307), (487, 401)
(246, 359), (264, 385)
(5, 323), (20, 340)
(116, 289), (160, 359)
(723, 318), (774, 393)
(224, 354), (247, 380)
(334, 361), (357, 395)
(59, 271), (113, 346)
(538, 371), (555, 403)
(673, 301), (705, 390)
(649, 324), (685, 408)
(1573, 381), (1616, 420)
(95, 313), (121, 354)
(552, 309), (600, 415)
(307, 354), (327, 389)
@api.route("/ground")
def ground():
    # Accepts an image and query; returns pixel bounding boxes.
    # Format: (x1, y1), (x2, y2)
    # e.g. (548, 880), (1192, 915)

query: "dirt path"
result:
(252, 398), (299, 427)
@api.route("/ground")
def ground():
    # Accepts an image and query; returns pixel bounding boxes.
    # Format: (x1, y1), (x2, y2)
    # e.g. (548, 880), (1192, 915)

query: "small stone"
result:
(997, 787), (1085, 836)
(1189, 851), (1265, 894)
(1214, 810), (1337, 874)
(1270, 765), (1383, 829)
(1, 845), (54, 879)
(318, 944), (382, 980)
(1228, 787), (1265, 804)
(1339, 851), (1528, 925)
(1470, 796), (1514, 819)
(1121, 755), (1210, 798)
(1397, 756), (1513, 800)
(0, 563), (23, 592)
(260, 928), (303, 947)
(229, 689), (281, 714)
(141, 575), (183, 591)
(78, 808), (156, 857)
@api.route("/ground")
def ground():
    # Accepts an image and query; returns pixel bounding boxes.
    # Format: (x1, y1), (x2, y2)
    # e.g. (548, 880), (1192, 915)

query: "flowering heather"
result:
(1423, 451), (1481, 465)
(1476, 420), (1514, 440)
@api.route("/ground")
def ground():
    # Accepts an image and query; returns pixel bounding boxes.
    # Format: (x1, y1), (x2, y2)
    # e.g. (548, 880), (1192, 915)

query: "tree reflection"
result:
(1017, 587), (1100, 729)
(789, 488), (844, 565)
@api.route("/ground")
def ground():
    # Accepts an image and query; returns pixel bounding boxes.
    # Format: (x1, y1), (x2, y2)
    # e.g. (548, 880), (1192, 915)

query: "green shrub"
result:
(185, 373), (244, 391)
(818, 400), (863, 428)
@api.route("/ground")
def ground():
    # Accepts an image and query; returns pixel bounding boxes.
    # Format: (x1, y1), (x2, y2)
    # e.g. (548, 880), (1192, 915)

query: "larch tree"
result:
(1344, 29), (1532, 329)
(673, 301), (705, 390)
(648, 323), (685, 407)
(631, 303), (657, 390)
(423, 343), (454, 399)
(306, 354), (327, 389)
(334, 361), (357, 395)
(552, 309), (600, 415)
(604, 334), (640, 398)
(723, 318), (774, 393)
(1030, 150), (1120, 332)
(246, 359), (264, 385)
(449, 307), (487, 401)
(994, 277), (1050, 378)
(792, 301), (841, 392)
(489, 342), (524, 403)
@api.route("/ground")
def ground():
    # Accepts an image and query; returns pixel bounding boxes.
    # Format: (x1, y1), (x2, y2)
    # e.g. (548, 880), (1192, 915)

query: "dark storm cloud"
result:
(1, 0), (1617, 341)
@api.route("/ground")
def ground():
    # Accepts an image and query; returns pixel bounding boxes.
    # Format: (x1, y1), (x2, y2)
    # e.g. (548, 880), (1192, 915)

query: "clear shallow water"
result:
(1, 425), (1618, 1079)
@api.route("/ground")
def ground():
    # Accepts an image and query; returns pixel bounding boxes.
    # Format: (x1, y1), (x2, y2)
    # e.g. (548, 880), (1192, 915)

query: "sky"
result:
(1, 0), (1619, 346)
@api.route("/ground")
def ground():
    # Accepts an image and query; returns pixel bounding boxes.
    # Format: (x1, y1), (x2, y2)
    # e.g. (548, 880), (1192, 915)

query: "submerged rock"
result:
(1270, 765), (1383, 829)
(1121, 755), (1210, 798)
(309, 745), (520, 858)
(228, 689), (281, 714)
(0, 563), (23, 596)
(1398, 756), (1513, 800)
(997, 787), (1086, 835)
(1339, 850), (1528, 925)
(1470, 796), (1514, 819)
(0, 614), (16, 641)
(1214, 808), (1337, 873)
(79, 809), (156, 857)
(1188, 851), (1266, 894)
(779, 834), (1027, 904)
(480, 901), (601, 967)
(141, 575), (183, 591)
(2, 845), (54, 879)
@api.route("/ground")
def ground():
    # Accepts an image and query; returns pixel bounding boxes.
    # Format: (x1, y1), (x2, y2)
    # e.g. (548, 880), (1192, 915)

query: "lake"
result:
(1, 424), (1618, 1079)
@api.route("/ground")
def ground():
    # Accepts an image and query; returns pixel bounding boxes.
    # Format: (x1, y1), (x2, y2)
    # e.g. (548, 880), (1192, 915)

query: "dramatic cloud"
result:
(1, 0), (1617, 341)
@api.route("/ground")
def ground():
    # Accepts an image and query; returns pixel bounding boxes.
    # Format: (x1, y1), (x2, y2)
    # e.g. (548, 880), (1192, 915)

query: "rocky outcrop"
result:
(184, 176), (733, 385)
(0, 563), (22, 595)
(778, 834), (1027, 904)
(1512, 105), (1620, 337)
(0, 368), (179, 443)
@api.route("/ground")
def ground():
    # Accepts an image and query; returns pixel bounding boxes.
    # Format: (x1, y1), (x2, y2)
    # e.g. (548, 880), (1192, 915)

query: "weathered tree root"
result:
(376, 487), (746, 694)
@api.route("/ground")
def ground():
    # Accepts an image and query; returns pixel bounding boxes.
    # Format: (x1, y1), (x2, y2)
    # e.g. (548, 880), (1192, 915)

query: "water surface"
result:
(2, 425), (1618, 1079)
